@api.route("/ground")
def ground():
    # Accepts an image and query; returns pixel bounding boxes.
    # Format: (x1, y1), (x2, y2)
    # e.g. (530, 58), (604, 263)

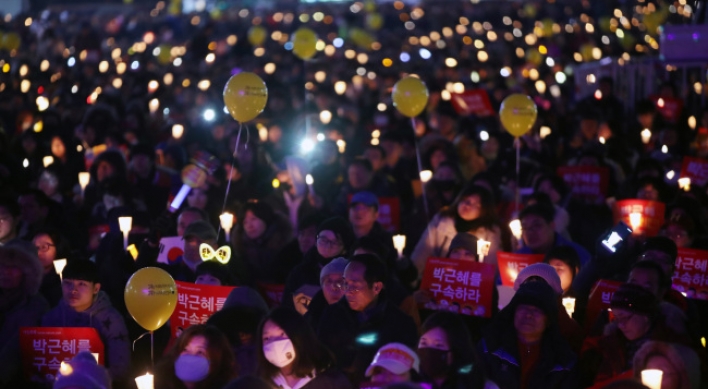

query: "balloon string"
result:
(515, 137), (520, 215)
(133, 330), (154, 366)
(217, 122), (244, 243)
(411, 118), (430, 222)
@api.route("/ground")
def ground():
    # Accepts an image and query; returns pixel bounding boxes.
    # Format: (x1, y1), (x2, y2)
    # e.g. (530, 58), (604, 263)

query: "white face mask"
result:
(174, 354), (210, 382)
(263, 338), (296, 368)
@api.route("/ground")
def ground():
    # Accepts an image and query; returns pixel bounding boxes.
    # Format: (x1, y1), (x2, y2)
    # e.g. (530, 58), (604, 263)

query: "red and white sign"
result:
(158, 236), (184, 265)
(497, 252), (545, 287)
(672, 248), (708, 300)
(614, 199), (665, 237)
(20, 327), (104, 384)
(420, 257), (495, 318)
(347, 195), (401, 233)
(170, 281), (235, 339)
(680, 157), (708, 187)
(256, 282), (286, 308)
(450, 89), (495, 117)
(557, 166), (609, 204)
(585, 279), (623, 331)
(650, 95), (683, 123)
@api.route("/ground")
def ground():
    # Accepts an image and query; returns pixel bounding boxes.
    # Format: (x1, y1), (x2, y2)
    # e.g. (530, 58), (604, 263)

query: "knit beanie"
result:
(223, 286), (269, 313)
(320, 257), (349, 282)
(513, 263), (563, 296)
(447, 232), (478, 256)
(509, 281), (558, 318)
(317, 216), (355, 253)
(243, 201), (276, 227)
(641, 236), (678, 260)
(610, 283), (659, 318)
(53, 351), (111, 389)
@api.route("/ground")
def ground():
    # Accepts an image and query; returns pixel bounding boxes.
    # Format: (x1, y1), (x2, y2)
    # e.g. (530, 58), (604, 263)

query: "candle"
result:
(678, 177), (691, 191)
(641, 369), (663, 389)
(53, 259), (67, 280)
(135, 372), (154, 389)
(509, 219), (522, 240)
(118, 216), (132, 250)
(629, 212), (642, 232)
(220, 212), (234, 237)
(641, 128), (652, 144)
(562, 297), (576, 317)
(43, 156), (54, 168)
(91, 353), (99, 363)
(306, 174), (315, 194)
(78, 172), (90, 195)
(419, 170), (432, 183)
(477, 239), (491, 263)
(392, 235), (406, 258)
(172, 124), (184, 139)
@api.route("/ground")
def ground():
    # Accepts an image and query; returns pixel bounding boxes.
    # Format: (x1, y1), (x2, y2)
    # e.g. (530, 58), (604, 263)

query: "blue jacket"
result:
(515, 233), (591, 266)
(41, 291), (130, 380)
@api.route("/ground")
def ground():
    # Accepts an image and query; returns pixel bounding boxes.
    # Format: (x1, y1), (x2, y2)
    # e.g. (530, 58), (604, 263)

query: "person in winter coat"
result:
(0, 245), (49, 386)
(32, 229), (69, 307)
(632, 341), (702, 389)
(41, 260), (130, 383)
(411, 184), (502, 276)
(479, 281), (577, 389)
(298, 257), (348, 327)
(317, 254), (418, 385)
(257, 307), (352, 389)
(232, 201), (292, 284)
(282, 216), (355, 309)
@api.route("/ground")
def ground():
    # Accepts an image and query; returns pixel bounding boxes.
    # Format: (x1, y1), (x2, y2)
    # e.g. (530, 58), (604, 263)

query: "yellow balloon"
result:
(124, 267), (177, 331)
(499, 94), (538, 137)
(541, 18), (554, 37)
(366, 13), (383, 30)
(580, 43), (595, 62)
(292, 28), (317, 60)
(526, 48), (542, 66)
(248, 26), (267, 47)
(156, 44), (172, 65)
(349, 28), (375, 50)
(2, 32), (21, 51)
(392, 77), (429, 118)
(223, 72), (268, 122)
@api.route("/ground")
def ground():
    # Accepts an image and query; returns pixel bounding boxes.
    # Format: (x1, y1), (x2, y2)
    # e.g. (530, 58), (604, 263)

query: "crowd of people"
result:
(1, 0), (708, 388)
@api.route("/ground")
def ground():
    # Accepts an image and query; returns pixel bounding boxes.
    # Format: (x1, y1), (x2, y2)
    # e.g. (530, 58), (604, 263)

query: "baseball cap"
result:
(365, 343), (420, 377)
(351, 191), (379, 210)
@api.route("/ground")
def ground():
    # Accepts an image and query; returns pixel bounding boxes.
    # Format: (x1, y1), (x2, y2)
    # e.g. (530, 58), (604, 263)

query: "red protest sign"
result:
(256, 282), (286, 308)
(557, 166), (609, 204)
(585, 279), (623, 331)
(170, 281), (235, 339)
(614, 199), (665, 237)
(680, 157), (708, 187)
(497, 252), (545, 287)
(650, 95), (683, 123)
(450, 89), (495, 117)
(419, 257), (496, 318)
(20, 327), (104, 384)
(672, 248), (708, 300)
(347, 195), (401, 233)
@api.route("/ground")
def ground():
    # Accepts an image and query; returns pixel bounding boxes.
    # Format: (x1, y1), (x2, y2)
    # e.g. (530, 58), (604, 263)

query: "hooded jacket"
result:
(41, 291), (130, 380)
(0, 293), (49, 385)
(235, 213), (292, 284)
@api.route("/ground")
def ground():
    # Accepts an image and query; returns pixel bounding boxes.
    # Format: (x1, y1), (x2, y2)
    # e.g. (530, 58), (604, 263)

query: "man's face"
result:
(316, 230), (344, 259)
(521, 215), (555, 252)
(364, 148), (385, 172)
(131, 154), (153, 178)
(177, 211), (203, 237)
(62, 278), (100, 312)
(349, 203), (378, 231)
(18, 195), (47, 225)
(612, 308), (651, 340)
(628, 267), (663, 298)
(513, 304), (547, 340)
(343, 261), (381, 312)
(348, 164), (371, 190)
(297, 226), (317, 254)
(0, 207), (17, 243)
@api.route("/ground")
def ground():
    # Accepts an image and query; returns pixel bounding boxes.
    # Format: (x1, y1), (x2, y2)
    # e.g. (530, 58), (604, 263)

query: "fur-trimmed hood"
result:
(0, 245), (43, 296)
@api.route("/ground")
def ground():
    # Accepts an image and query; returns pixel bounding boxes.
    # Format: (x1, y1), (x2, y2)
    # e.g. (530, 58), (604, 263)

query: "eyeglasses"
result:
(35, 243), (55, 252)
(342, 281), (365, 294)
(612, 313), (636, 325)
(316, 236), (342, 248)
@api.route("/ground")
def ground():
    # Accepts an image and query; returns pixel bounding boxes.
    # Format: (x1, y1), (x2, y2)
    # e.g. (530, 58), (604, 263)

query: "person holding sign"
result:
(412, 184), (502, 275)
(41, 260), (130, 383)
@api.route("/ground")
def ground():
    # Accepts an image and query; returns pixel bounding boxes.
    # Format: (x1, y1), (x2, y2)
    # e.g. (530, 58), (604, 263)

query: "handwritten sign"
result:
(420, 257), (495, 318)
(585, 279), (623, 331)
(450, 89), (495, 117)
(672, 248), (708, 300)
(20, 327), (104, 384)
(170, 281), (234, 339)
(680, 157), (708, 187)
(256, 282), (286, 308)
(347, 195), (401, 233)
(158, 236), (184, 265)
(614, 199), (665, 237)
(557, 166), (609, 204)
(497, 252), (545, 287)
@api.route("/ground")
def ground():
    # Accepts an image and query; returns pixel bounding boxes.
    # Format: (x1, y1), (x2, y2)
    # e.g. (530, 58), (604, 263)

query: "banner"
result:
(557, 166), (609, 204)
(419, 257), (495, 318)
(450, 89), (495, 117)
(650, 95), (683, 123)
(614, 199), (665, 237)
(20, 327), (104, 384)
(256, 282), (286, 308)
(585, 279), (623, 330)
(672, 248), (708, 300)
(158, 236), (184, 264)
(347, 195), (401, 233)
(680, 157), (708, 187)
(497, 252), (545, 287)
(170, 281), (235, 339)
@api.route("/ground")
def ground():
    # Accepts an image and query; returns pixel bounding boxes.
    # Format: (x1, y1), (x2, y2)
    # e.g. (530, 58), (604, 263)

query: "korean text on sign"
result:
(20, 327), (104, 384)
(672, 248), (708, 300)
(170, 281), (235, 339)
(680, 157), (708, 187)
(584, 279), (623, 332)
(614, 199), (665, 237)
(497, 252), (545, 287)
(420, 257), (495, 318)
(557, 166), (609, 204)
